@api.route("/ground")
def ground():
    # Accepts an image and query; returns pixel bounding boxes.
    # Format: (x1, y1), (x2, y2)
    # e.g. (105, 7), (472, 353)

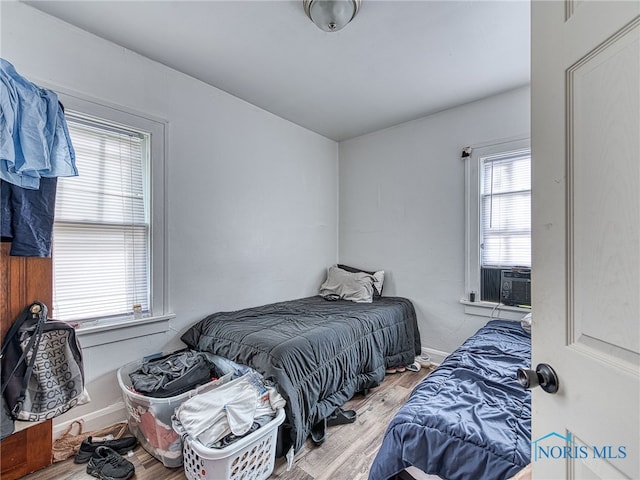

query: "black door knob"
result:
(517, 363), (559, 394)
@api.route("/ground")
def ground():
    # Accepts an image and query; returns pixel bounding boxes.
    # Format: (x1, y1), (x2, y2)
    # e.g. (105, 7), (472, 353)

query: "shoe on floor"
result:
(327, 408), (357, 426)
(311, 418), (327, 445)
(385, 365), (406, 374)
(86, 446), (135, 480)
(75, 436), (138, 464)
(405, 362), (421, 372)
(416, 354), (432, 367)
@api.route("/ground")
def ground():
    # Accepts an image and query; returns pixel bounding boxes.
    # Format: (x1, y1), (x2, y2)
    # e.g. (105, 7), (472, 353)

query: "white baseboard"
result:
(421, 346), (449, 366)
(53, 401), (128, 440)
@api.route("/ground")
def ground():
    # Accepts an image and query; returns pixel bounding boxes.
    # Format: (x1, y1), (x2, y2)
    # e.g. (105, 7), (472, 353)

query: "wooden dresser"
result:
(0, 242), (53, 479)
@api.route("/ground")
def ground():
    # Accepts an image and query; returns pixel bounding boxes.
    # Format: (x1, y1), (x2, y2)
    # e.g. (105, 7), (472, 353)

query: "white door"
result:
(531, 1), (640, 479)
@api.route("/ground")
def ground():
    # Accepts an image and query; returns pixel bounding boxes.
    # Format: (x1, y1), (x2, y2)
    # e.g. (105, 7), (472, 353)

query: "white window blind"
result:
(480, 150), (531, 268)
(53, 114), (150, 322)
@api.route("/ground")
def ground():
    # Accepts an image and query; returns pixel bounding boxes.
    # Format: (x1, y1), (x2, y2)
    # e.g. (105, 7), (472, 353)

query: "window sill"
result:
(460, 299), (530, 321)
(75, 313), (175, 348)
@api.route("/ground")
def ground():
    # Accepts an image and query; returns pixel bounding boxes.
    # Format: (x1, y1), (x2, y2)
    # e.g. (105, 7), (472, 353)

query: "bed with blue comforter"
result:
(369, 319), (531, 480)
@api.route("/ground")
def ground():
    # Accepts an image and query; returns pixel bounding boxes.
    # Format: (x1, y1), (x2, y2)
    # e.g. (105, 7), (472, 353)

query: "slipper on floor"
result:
(405, 362), (421, 372)
(385, 366), (406, 374)
(311, 418), (327, 445)
(327, 408), (357, 427)
(417, 354), (432, 367)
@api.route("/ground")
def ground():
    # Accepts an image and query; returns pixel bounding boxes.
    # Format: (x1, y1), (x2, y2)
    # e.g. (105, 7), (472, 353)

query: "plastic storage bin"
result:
(182, 408), (285, 480)
(117, 359), (230, 468)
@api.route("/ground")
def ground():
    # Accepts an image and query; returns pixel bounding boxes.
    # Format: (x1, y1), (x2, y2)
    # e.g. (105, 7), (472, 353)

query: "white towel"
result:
(176, 375), (259, 446)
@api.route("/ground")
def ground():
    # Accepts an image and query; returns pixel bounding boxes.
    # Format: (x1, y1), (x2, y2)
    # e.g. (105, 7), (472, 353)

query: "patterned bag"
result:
(1, 301), (87, 422)
(0, 391), (14, 440)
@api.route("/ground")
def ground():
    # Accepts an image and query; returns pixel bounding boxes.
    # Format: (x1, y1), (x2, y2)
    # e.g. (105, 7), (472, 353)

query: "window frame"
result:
(54, 92), (168, 327)
(464, 137), (531, 318)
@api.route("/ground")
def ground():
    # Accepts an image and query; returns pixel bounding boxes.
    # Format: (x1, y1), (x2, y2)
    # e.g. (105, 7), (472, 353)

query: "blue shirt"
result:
(0, 58), (77, 189)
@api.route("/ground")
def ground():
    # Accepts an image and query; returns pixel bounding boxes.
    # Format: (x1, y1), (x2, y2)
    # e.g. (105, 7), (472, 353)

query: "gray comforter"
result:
(180, 295), (420, 454)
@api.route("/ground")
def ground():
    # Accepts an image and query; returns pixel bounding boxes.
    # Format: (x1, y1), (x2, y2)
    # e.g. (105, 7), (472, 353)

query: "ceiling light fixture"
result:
(303, 0), (361, 32)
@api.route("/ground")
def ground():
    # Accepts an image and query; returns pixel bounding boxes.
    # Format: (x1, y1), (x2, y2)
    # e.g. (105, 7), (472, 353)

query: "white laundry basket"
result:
(181, 408), (285, 480)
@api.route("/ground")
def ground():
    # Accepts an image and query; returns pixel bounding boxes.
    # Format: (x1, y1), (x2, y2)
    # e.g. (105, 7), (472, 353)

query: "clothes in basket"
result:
(129, 350), (216, 398)
(181, 409), (286, 480)
(174, 370), (285, 449)
(138, 406), (182, 455)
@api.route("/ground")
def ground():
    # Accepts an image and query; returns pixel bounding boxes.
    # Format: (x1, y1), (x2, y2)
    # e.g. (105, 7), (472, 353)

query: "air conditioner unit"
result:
(500, 269), (531, 306)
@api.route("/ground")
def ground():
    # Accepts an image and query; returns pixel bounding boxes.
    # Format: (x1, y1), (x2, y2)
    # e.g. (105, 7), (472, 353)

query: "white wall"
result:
(338, 86), (530, 356)
(1, 2), (338, 432)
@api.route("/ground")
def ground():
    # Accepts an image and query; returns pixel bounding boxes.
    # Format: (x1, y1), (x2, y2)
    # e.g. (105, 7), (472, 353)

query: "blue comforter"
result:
(369, 320), (531, 480)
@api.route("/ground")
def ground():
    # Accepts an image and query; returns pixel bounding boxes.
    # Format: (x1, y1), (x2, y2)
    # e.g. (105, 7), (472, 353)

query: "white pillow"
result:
(337, 264), (385, 297)
(320, 265), (375, 303)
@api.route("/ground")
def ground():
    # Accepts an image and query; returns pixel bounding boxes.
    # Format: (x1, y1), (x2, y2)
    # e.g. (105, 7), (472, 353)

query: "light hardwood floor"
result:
(23, 366), (433, 480)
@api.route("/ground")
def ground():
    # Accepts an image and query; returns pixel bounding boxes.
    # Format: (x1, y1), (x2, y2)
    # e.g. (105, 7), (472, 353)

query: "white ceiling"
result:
(24, 0), (531, 141)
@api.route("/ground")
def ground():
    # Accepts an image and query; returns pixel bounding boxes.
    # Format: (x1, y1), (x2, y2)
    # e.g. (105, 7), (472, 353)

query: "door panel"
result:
(531, 1), (639, 479)
(568, 19), (639, 370)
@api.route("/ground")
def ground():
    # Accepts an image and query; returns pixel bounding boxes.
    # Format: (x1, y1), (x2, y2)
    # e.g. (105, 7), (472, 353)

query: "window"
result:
(465, 138), (531, 307)
(481, 150), (531, 267)
(52, 96), (166, 323)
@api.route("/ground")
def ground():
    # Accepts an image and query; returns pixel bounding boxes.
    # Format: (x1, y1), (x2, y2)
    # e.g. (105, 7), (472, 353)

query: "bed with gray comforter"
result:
(180, 295), (420, 455)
